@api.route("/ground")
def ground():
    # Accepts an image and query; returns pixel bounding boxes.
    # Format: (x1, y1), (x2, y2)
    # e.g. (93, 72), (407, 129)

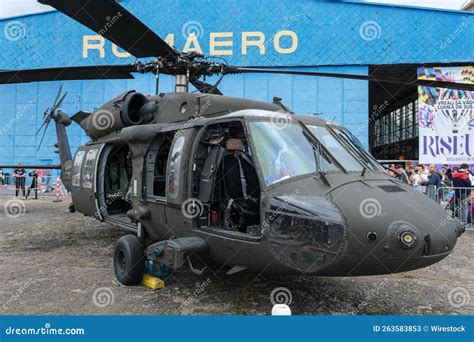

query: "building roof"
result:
(1, 0), (473, 70)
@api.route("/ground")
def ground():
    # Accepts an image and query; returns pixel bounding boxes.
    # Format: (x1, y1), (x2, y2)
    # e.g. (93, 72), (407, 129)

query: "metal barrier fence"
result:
(433, 186), (473, 230)
(0, 176), (69, 199)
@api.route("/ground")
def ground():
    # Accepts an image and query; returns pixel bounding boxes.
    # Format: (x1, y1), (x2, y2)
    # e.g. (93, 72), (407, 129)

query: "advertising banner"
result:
(418, 66), (474, 164)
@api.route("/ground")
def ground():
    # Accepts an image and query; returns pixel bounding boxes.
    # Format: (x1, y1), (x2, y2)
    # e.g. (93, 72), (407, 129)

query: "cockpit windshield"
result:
(307, 126), (363, 172)
(248, 121), (339, 185)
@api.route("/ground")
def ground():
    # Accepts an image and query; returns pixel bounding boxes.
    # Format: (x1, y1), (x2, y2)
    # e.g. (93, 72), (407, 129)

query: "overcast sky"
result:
(0, 0), (470, 19)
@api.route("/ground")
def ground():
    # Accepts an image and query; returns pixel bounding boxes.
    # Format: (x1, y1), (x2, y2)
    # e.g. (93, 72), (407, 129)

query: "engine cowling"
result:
(86, 91), (149, 139)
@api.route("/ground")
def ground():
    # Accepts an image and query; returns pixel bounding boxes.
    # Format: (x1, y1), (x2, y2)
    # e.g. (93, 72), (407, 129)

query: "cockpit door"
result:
(71, 144), (105, 219)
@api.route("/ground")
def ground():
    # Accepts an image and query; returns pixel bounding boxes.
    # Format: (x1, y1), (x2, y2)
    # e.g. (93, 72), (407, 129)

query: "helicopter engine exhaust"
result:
(86, 91), (153, 139)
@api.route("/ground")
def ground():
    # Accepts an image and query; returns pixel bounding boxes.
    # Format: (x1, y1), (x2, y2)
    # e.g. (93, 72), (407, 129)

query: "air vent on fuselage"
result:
(377, 185), (406, 193)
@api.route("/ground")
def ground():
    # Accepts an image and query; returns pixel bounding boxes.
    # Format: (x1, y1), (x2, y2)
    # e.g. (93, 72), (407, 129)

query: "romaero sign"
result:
(82, 31), (298, 59)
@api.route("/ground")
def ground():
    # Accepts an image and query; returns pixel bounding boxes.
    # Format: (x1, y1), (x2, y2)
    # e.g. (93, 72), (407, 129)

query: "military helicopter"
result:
(0, 0), (470, 286)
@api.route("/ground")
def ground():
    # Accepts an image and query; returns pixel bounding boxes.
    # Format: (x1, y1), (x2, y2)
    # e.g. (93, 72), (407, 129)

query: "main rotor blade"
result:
(230, 67), (474, 92)
(0, 65), (136, 84)
(39, 0), (178, 60)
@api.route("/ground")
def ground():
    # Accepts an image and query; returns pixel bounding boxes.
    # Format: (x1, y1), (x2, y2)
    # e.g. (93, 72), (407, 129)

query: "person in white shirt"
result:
(411, 166), (427, 191)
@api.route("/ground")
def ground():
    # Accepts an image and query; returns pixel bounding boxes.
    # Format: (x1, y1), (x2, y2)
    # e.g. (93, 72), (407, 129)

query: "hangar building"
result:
(0, 0), (472, 167)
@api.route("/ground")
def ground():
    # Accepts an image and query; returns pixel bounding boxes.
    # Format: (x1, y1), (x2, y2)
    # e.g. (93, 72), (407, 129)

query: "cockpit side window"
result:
(307, 126), (363, 172)
(330, 127), (385, 172)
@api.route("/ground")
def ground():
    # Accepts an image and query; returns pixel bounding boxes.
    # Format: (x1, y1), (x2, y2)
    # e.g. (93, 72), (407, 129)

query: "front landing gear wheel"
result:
(113, 235), (145, 286)
(68, 203), (75, 213)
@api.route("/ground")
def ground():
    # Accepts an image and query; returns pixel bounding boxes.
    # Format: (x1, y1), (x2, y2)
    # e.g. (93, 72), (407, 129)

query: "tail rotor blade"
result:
(53, 91), (67, 112)
(37, 119), (51, 151)
(36, 119), (47, 136)
(51, 84), (63, 110)
(36, 107), (49, 135)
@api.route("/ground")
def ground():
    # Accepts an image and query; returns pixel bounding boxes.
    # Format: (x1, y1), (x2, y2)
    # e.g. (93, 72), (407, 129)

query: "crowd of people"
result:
(388, 163), (473, 225)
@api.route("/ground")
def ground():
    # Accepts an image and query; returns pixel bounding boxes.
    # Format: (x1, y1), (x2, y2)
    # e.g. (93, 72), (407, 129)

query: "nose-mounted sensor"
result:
(398, 229), (416, 249)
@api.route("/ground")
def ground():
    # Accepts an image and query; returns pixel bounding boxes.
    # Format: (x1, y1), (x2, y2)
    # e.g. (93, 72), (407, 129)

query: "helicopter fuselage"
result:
(64, 92), (463, 277)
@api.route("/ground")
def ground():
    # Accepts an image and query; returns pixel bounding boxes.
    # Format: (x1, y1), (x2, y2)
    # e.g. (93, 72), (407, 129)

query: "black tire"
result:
(113, 234), (145, 286)
(68, 204), (76, 213)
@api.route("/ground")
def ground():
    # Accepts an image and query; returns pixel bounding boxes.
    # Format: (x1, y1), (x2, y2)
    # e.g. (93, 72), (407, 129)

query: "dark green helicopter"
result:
(0, 0), (469, 286)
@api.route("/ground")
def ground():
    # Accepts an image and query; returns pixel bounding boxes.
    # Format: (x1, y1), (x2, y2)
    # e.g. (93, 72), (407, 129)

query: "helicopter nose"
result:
(328, 180), (461, 275)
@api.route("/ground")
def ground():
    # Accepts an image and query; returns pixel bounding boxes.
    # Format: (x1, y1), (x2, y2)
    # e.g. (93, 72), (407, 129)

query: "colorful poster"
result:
(418, 67), (474, 164)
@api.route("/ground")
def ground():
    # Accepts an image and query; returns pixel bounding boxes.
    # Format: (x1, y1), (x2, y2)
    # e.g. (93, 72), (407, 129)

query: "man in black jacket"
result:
(421, 164), (442, 200)
(452, 164), (472, 224)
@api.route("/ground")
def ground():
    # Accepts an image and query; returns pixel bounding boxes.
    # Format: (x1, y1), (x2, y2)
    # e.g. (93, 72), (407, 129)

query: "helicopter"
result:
(0, 0), (470, 286)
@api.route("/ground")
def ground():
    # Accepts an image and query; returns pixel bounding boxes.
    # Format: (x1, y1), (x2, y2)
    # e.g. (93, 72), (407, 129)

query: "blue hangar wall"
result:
(0, 0), (473, 166)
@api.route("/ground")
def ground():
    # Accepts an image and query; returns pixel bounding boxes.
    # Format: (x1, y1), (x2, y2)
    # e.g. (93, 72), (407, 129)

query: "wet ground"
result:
(1, 189), (473, 315)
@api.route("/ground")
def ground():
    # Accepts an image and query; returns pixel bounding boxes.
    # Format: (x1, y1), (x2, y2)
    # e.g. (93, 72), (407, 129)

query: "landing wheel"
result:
(68, 203), (76, 213)
(113, 235), (145, 286)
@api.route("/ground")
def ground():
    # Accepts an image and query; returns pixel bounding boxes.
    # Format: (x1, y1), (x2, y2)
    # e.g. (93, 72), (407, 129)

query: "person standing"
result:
(411, 166), (427, 191)
(395, 164), (409, 184)
(421, 164), (442, 200)
(26, 170), (39, 200)
(452, 164), (472, 225)
(13, 165), (26, 198)
(36, 169), (45, 193)
(44, 169), (52, 192)
(443, 164), (452, 181)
